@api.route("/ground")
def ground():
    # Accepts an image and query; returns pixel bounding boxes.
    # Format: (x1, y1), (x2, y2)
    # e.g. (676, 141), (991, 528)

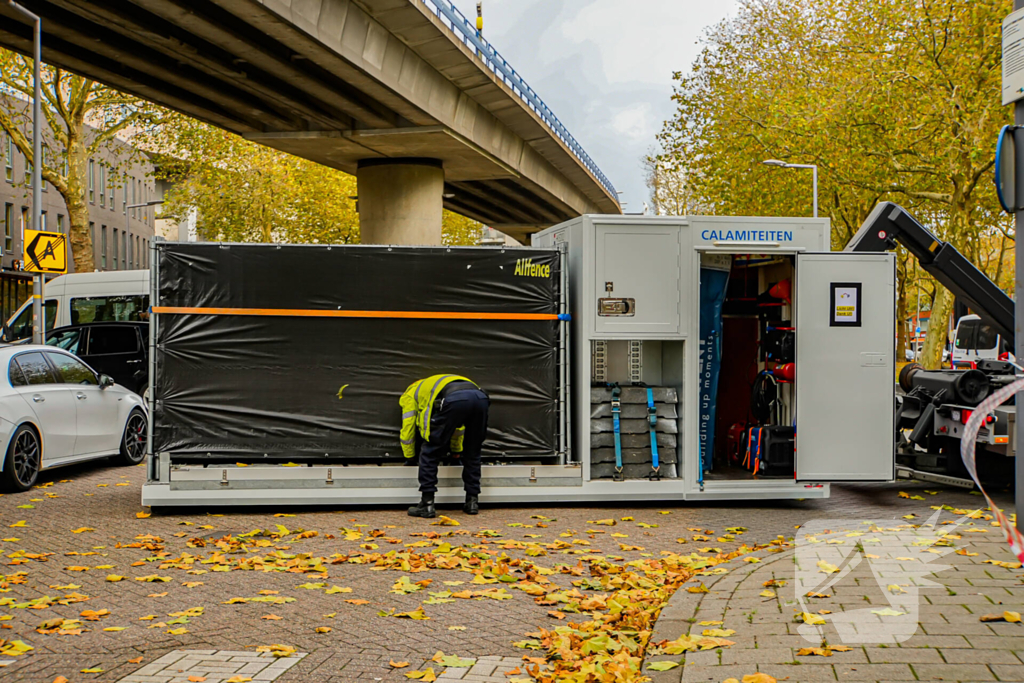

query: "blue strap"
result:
(611, 384), (623, 478)
(647, 387), (660, 471)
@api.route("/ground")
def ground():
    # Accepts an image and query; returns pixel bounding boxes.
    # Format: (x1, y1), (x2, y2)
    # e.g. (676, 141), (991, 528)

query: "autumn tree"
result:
(147, 115), (482, 246)
(0, 48), (165, 272)
(642, 152), (706, 216)
(654, 0), (1013, 368)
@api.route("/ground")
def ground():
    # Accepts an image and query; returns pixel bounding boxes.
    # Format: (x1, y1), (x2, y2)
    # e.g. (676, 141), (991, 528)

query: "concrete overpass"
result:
(0, 0), (621, 244)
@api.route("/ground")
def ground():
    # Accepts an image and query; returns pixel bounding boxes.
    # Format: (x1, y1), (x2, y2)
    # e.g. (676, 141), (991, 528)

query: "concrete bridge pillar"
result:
(357, 159), (444, 245)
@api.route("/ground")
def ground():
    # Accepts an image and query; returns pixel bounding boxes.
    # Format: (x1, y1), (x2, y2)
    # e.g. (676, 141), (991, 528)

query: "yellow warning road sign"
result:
(24, 230), (68, 274)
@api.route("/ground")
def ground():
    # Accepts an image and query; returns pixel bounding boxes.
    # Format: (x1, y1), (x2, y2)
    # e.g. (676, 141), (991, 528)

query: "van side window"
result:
(70, 295), (149, 324)
(87, 326), (139, 355)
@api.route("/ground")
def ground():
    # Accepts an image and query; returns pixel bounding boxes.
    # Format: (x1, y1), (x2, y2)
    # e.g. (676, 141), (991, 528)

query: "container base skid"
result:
(141, 459), (830, 506)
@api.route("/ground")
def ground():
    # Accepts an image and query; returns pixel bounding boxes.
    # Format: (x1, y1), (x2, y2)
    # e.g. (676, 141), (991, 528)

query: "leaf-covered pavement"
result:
(0, 460), (1015, 682)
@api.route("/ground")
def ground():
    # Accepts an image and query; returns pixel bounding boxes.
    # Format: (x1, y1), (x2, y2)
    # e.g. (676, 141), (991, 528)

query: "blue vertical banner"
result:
(698, 254), (732, 473)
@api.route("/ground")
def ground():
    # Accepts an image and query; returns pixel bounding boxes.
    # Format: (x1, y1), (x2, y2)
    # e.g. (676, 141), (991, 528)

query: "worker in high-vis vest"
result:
(400, 374), (490, 518)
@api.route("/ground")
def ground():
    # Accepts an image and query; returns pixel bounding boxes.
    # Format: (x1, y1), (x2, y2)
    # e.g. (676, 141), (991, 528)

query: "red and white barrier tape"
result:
(960, 376), (1024, 563)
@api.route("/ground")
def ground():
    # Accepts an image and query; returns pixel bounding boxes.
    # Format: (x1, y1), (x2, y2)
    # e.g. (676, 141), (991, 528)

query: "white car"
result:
(0, 345), (147, 492)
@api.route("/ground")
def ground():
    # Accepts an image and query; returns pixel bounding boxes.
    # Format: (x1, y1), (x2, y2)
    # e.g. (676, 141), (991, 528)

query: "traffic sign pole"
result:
(7, 3), (44, 343)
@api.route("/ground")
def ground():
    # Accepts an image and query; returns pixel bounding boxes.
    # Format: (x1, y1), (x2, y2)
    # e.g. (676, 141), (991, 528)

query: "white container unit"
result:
(532, 214), (897, 501)
(142, 216), (896, 507)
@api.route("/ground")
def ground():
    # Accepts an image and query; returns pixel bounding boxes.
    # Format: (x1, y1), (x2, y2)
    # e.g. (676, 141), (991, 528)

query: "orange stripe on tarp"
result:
(152, 306), (559, 321)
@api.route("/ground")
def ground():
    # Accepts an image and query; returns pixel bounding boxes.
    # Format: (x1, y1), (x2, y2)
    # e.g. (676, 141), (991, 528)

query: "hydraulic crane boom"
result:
(846, 202), (1015, 344)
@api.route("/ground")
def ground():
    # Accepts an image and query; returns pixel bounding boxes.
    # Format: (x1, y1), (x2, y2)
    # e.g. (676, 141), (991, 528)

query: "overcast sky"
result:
(448, 0), (738, 213)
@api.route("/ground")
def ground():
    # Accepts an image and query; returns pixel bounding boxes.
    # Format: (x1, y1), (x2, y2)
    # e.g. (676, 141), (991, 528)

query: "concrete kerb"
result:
(644, 544), (798, 683)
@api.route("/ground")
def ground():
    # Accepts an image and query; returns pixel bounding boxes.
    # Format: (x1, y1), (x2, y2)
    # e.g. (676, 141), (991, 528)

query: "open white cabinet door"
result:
(796, 253), (896, 481)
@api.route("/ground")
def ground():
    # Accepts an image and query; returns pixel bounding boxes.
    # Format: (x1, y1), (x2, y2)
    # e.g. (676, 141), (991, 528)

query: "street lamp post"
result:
(762, 159), (818, 218)
(126, 200), (162, 271)
(7, 1), (43, 343)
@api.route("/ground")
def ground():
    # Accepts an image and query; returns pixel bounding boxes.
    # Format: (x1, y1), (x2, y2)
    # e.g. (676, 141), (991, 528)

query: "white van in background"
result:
(951, 313), (1013, 369)
(3, 270), (150, 343)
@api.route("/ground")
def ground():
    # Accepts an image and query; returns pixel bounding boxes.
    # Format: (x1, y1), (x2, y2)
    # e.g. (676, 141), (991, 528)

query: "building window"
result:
(121, 230), (127, 269)
(112, 228), (118, 270)
(89, 222), (95, 265)
(4, 136), (11, 182)
(57, 214), (64, 233)
(20, 206), (28, 233)
(109, 173), (116, 211)
(3, 204), (11, 252)
(88, 159), (95, 203)
(101, 225), (107, 270)
(40, 148), (47, 192)
(99, 165), (105, 207)
(25, 158), (31, 185)
(135, 235), (140, 267)
(131, 178), (136, 217)
(40, 211), (46, 232)
(123, 174), (127, 214)
(63, 155), (68, 179)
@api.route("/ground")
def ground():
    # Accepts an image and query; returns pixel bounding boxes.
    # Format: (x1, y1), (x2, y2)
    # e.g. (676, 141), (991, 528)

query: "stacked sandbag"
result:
(589, 386), (679, 479)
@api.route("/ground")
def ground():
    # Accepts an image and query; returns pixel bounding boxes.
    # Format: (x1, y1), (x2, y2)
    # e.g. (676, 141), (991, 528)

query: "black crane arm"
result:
(845, 202), (1014, 344)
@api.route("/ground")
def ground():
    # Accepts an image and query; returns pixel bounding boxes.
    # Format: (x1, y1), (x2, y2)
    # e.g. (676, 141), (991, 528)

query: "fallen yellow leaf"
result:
(797, 612), (826, 625)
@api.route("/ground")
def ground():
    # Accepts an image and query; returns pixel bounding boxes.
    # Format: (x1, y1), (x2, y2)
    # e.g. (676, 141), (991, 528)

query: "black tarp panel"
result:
(153, 243), (561, 463)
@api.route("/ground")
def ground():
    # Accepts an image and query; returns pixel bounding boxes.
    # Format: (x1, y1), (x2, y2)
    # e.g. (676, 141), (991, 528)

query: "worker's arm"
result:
(399, 389), (418, 459)
(450, 426), (466, 454)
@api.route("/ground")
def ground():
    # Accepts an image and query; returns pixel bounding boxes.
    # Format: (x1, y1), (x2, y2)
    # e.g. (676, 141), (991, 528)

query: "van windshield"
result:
(71, 295), (149, 325)
(6, 300), (57, 342)
(976, 323), (999, 351)
(954, 318), (978, 350)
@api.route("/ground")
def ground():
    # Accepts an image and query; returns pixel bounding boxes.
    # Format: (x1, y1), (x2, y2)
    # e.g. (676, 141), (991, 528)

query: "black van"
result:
(45, 322), (149, 398)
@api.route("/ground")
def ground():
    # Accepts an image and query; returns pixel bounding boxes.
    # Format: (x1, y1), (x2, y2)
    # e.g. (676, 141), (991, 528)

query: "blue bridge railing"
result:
(419, 0), (619, 206)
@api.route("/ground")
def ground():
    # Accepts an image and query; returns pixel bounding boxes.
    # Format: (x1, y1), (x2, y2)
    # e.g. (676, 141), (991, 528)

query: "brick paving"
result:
(116, 649), (306, 683)
(0, 458), (1019, 682)
(645, 505), (1024, 682)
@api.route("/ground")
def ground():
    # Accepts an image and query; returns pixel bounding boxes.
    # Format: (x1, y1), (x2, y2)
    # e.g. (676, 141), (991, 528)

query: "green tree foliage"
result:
(0, 48), (165, 272)
(147, 116), (359, 244)
(654, 0), (1013, 368)
(147, 115), (483, 247)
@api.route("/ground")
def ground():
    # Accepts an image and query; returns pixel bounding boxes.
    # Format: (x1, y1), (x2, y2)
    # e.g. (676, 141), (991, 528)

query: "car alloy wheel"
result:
(123, 413), (147, 463)
(12, 429), (39, 488)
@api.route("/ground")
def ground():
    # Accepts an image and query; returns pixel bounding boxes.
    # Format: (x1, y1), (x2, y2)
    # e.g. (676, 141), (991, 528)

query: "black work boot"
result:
(408, 493), (436, 518)
(463, 494), (479, 515)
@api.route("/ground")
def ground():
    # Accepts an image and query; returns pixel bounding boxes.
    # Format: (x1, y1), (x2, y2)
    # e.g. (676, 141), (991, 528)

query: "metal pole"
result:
(811, 165), (818, 219)
(1016, 0), (1024, 532)
(127, 201), (161, 271)
(8, 2), (43, 343)
(476, 2), (483, 59)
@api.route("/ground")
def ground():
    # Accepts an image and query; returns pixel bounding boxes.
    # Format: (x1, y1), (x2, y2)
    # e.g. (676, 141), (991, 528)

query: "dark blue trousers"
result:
(418, 389), (489, 495)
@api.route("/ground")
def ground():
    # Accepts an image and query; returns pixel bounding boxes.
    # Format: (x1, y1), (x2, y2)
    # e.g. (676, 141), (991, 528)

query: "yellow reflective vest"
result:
(399, 374), (477, 458)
